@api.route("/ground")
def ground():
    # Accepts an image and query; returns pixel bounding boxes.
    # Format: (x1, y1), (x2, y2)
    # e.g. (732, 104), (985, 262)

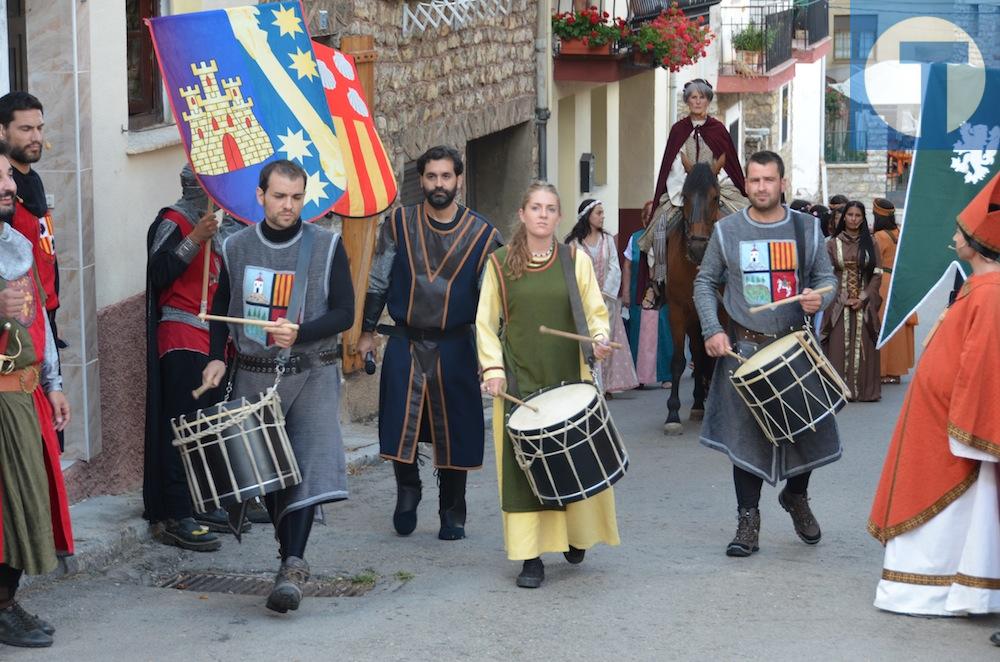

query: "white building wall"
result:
(790, 59), (824, 200)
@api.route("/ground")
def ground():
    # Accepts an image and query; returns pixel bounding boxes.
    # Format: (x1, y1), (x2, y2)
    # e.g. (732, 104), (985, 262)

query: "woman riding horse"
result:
(639, 78), (747, 285)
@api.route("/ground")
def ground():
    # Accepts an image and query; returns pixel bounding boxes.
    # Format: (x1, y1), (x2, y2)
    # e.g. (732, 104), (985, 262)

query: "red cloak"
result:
(652, 116), (747, 208)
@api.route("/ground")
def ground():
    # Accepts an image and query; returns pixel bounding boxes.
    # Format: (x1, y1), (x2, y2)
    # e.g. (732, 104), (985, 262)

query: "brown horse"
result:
(663, 155), (726, 435)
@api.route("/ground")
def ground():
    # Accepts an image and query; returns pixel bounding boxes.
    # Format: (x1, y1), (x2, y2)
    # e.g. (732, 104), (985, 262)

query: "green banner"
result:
(880, 64), (1000, 345)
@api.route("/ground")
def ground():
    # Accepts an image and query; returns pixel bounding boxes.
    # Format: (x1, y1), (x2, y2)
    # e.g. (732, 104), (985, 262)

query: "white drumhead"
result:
(507, 383), (600, 431)
(733, 332), (804, 377)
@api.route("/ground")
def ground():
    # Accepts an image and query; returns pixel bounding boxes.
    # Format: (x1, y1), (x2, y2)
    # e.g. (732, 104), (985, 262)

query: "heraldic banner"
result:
(880, 63), (1000, 345)
(312, 41), (398, 219)
(147, 1), (347, 223)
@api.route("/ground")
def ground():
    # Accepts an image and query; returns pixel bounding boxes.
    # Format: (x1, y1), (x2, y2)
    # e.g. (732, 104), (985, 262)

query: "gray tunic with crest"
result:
(693, 208), (842, 484)
(221, 222), (347, 522)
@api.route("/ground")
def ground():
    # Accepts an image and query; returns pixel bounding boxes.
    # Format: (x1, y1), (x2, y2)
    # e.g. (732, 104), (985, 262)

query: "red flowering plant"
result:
(551, 5), (630, 49)
(629, 3), (714, 71)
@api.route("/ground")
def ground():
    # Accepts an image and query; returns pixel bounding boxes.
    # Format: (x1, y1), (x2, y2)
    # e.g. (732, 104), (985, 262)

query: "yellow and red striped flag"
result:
(313, 40), (397, 219)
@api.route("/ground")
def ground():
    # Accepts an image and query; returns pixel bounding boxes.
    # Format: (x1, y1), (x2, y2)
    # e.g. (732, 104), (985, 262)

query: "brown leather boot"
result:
(779, 488), (822, 544)
(266, 556), (310, 613)
(726, 507), (760, 557)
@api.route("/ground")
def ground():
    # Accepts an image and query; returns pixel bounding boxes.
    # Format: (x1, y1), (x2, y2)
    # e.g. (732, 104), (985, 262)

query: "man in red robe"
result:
(0, 140), (72, 649)
(868, 170), (1000, 618)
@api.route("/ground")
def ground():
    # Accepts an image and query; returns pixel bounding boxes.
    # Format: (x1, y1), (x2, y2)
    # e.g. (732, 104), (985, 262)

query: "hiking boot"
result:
(726, 507), (760, 557)
(563, 546), (586, 565)
(392, 460), (422, 536)
(158, 517), (222, 552)
(437, 469), (467, 541)
(195, 508), (252, 534)
(10, 603), (53, 636)
(0, 603), (53, 648)
(779, 488), (822, 544)
(516, 558), (545, 588)
(266, 556), (310, 613)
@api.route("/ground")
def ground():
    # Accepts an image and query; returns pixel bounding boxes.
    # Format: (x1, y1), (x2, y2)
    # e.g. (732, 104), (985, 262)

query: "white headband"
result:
(577, 200), (603, 220)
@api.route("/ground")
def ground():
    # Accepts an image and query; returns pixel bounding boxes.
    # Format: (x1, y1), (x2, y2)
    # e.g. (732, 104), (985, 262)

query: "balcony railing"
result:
(792, 0), (829, 48)
(825, 129), (867, 164)
(719, 3), (794, 77)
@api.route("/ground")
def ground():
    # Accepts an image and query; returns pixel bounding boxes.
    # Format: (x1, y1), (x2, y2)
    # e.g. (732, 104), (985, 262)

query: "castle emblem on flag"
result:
(180, 60), (274, 175)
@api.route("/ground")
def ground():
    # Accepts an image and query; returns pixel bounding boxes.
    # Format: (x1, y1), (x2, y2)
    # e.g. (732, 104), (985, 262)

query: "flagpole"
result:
(199, 201), (216, 317)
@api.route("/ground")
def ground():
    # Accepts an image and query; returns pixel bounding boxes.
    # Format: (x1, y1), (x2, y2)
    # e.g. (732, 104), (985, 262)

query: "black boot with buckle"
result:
(726, 507), (761, 557)
(392, 460), (422, 536)
(437, 469), (467, 541)
(779, 488), (822, 544)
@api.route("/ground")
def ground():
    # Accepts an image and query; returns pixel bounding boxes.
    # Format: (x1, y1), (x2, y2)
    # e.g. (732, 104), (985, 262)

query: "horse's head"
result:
(680, 154), (724, 265)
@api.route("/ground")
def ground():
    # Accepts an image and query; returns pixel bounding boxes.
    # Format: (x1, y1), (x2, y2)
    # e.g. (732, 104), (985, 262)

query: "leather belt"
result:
(731, 322), (780, 346)
(376, 323), (472, 342)
(0, 364), (40, 393)
(236, 348), (341, 375)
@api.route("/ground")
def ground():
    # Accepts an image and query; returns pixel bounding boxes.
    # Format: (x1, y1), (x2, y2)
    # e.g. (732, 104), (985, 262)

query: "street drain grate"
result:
(159, 571), (374, 597)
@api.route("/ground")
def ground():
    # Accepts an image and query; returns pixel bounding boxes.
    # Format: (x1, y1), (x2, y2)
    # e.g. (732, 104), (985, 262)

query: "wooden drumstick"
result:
(198, 313), (300, 331)
(538, 325), (624, 350)
(191, 382), (214, 400)
(725, 350), (747, 364)
(748, 285), (834, 314)
(496, 391), (539, 413)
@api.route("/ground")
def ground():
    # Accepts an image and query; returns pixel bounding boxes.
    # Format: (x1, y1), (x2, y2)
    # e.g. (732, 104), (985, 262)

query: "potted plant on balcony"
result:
(731, 22), (774, 69)
(629, 2), (714, 71)
(552, 6), (630, 57)
(793, 0), (810, 42)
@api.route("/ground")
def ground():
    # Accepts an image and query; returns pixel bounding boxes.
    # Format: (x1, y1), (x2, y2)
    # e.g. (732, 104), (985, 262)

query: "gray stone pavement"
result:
(12, 280), (1000, 660)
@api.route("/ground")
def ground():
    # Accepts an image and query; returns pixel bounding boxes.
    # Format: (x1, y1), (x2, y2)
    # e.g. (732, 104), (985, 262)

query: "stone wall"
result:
(826, 147), (887, 207)
(738, 88), (793, 188)
(63, 295), (145, 502)
(343, 0), (538, 180)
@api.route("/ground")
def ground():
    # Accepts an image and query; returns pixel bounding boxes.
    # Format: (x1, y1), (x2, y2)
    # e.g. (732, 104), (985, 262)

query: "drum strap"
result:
(557, 244), (596, 369)
(280, 225), (317, 364)
(792, 212), (808, 296)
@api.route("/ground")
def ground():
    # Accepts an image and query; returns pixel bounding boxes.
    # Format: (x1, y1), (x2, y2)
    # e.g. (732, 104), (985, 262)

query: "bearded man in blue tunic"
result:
(357, 146), (501, 541)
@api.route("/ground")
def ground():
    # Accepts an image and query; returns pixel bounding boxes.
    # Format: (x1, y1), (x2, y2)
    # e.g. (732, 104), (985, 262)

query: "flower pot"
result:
(632, 51), (656, 68)
(737, 49), (762, 68)
(559, 38), (613, 57)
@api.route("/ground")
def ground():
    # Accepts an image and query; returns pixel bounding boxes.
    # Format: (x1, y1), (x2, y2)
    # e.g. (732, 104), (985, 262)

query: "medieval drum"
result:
(730, 331), (850, 446)
(171, 389), (301, 514)
(506, 382), (628, 507)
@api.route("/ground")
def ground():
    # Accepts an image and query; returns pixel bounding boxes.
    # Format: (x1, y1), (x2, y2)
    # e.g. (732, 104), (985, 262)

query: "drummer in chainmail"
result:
(143, 165), (246, 552)
(693, 151), (839, 558)
(202, 159), (354, 613)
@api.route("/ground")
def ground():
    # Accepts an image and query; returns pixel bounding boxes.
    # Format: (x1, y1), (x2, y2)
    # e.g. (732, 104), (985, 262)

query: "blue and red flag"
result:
(312, 41), (398, 219)
(146, 1), (347, 223)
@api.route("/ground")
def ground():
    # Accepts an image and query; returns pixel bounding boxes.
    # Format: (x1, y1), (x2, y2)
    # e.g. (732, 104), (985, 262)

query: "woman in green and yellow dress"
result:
(476, 182), (620, 589)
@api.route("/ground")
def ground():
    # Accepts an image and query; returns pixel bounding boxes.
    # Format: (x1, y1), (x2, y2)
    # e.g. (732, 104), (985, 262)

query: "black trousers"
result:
(146, 350), (219, 522)
(265, 498), (315, 561)
(0, 564), (22, 608)
(733, 465), (811, 509)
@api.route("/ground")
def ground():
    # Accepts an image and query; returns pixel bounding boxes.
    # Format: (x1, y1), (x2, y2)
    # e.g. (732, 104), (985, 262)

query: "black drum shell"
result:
(178, 398), (297, 512)
(735, 340), (846, 440)
(509, 388), (628, 507)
